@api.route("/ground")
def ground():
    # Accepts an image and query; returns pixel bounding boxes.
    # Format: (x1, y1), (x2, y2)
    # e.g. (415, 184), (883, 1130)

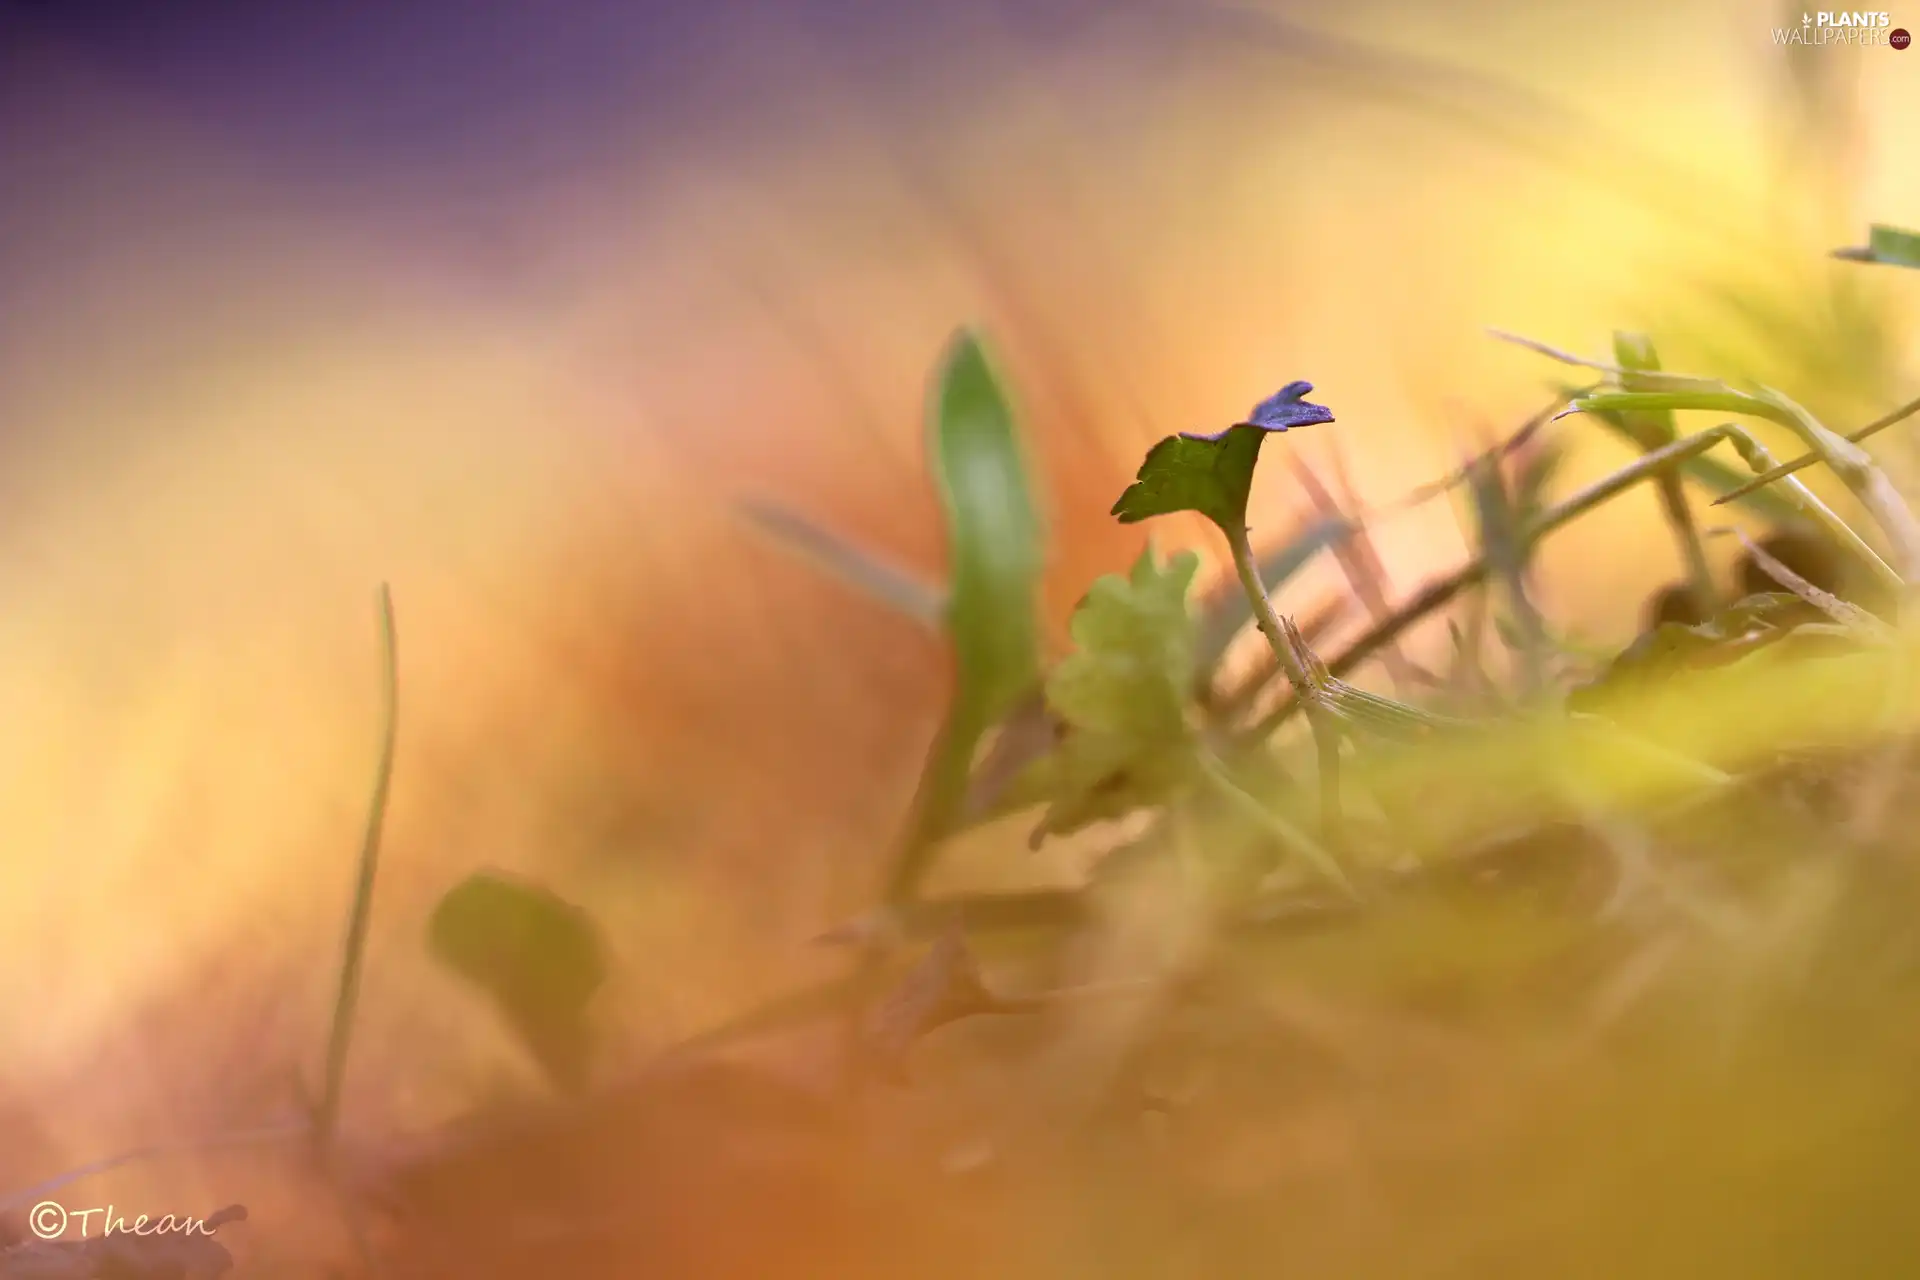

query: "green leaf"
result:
(428, 871), (607, 1092)
(883, 330), (1047, 902)
(1111, 382), (1334, 532)
(931, 329), (1046, 726)
(1027, 546), (1204, 844)
(1608, 332), (1678, 449)
(1832, 224), (1920, 270)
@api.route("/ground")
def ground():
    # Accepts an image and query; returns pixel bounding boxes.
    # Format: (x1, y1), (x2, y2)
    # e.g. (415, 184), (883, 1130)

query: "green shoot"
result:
(882, 329), (1046, 904)
(1111, 381), (1348, 844)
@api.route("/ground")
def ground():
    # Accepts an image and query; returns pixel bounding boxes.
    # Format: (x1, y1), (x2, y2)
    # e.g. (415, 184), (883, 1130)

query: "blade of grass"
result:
(1491, 328), (1805, 525)
(1464, 441), (1548, 695)
(883, 331), (1046, 905)
(1710, 393), (1920, 506)
(1197, 752), (1353, 897)
(1560, 391), (1898, 586)
(1748, 384), (1920, 582)
(316, 583), (399, 1156)
(1292, 451), (1415, 692)
(1613, 332), (1719, 618)
(738, 501), (946, 631)
(1365, 387), (1586, 520)
(1832, 223), (1920, 269)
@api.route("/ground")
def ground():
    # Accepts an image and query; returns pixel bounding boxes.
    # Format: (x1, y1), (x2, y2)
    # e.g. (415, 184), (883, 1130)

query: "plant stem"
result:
(1198, 753), (1354, 897)
(1654, 470), (1719, 618)
(1711, 391), (1920, 506)
(316, 583), (398, 1157)
(1251, 422), (1870, 738)
(1224, 522), (1345, 846)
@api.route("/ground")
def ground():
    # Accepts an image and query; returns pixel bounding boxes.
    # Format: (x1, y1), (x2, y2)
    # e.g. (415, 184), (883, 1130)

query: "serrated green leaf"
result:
(931, 329), (1046, 724)
(1029, 546), (1204, 844)
(428, 871), (607, 1091)
(1833, 224), (1920, 270)
(1111, 382), (1333, 532)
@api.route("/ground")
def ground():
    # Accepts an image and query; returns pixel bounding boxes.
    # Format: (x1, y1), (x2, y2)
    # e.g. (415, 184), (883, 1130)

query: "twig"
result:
(1706, 526), (1891, 637)
(316, 584), (400, 1157)
(1355, 387), (1585, 522)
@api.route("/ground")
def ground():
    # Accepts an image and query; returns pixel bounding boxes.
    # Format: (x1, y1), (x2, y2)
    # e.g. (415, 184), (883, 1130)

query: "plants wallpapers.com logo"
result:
(1772, 10), (1911, 45)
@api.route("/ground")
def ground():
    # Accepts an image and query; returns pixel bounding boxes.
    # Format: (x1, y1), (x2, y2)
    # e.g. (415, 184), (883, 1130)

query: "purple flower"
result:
(1180, 380), (1334, 442)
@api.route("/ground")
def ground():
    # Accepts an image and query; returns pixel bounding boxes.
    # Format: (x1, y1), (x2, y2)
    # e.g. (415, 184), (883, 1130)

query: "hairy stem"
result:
(1224, 522), (1345, 845)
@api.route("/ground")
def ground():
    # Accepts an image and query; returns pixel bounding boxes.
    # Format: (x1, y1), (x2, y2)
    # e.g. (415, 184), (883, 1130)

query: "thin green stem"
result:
(1567, 392), (1900, 586)
(1712, 393), (1920, 505)
(1197, 754), (1354, 898)
(882, 704), (990, 904)
(1654, 470), (1719, 618)
(1224, 522), (1344, 845)
(316, 583), (398, 1157)
(1752, 385), (1920, 584)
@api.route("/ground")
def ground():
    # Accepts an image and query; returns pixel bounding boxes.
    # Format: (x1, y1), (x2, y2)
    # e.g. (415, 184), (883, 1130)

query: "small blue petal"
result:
(1179, 381), (1333, 442)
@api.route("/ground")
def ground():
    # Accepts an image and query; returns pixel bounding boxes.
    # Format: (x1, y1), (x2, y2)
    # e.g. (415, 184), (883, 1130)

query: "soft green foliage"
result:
(1027, 546), (1204, 843)
(1568, 592), (1841, 710)
(1111, 382), (1334, 534)
(1609, 331), (1679, 447)
(1835, 224), (1920, 270)
(1565, 371), (1802, 526)
(885, 329), (1050, 902)
(929, 328), (1046, 727)
(1111, 426), (1268, 531)
(1563, 388), (1898, 585)
(409, 263), (1920, 1204)
(427, 871), (607, 1092)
